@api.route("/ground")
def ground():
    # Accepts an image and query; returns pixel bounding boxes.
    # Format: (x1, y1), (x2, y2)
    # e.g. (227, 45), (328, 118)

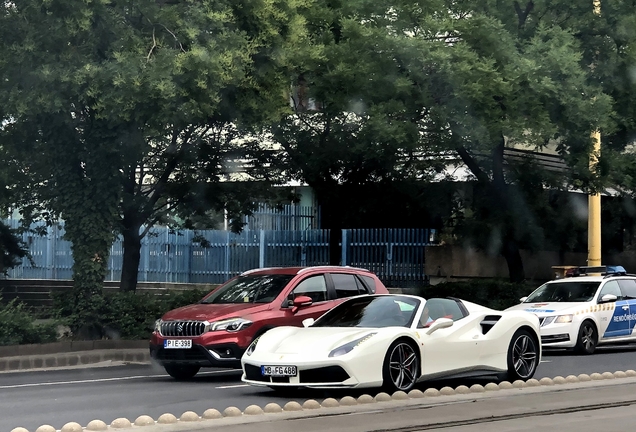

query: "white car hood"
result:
(257, 327), (381, 355)
(505, 302), (586, 316)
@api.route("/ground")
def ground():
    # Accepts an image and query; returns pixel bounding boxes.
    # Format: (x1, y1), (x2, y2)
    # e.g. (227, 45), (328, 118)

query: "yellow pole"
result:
(588, 130), (601, 267)
(588, 0), (602, 267)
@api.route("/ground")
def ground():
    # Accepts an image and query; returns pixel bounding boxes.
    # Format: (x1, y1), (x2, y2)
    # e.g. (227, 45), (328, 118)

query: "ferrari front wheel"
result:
(382, 340), (420, 392)
(505, 329), (539, 381)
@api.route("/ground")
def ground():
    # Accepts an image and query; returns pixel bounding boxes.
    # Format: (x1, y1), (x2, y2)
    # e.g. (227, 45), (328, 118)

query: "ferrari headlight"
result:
(209, 318), (252, 332)
(555, 314), (573, 323)
(154, 319), (162, 333)
(245, 336), (261, 356)
(328, 333), (377, 358)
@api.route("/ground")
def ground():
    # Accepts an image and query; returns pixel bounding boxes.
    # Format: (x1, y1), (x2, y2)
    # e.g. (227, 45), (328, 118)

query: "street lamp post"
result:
(587, 0), (602, 267)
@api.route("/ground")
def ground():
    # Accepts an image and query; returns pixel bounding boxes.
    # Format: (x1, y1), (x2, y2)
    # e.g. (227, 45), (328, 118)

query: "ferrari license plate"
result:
(261, 365), (297, 377)
(164, 339), (192, 349)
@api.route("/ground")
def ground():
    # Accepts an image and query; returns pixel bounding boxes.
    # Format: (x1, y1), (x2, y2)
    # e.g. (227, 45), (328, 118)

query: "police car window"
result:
(598, 280), (623, 301)
(618, 280), (636, 299)
(525, 282), (600, 303)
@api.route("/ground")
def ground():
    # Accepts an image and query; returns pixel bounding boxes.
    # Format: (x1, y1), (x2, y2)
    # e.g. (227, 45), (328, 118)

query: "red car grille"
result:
(160, 320), (206, 337)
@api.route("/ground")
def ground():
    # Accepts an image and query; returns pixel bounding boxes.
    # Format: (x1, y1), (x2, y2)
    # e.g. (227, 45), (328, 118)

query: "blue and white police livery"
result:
(505, 266), (636, 354)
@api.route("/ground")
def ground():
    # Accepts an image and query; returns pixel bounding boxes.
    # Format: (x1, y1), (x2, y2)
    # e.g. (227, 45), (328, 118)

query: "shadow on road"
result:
(162, 368), (504, 400)
(238, 375), (503, 401)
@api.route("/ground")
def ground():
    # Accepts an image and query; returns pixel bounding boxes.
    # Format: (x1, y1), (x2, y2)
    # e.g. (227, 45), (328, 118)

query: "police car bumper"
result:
(538, 324), (576, 348)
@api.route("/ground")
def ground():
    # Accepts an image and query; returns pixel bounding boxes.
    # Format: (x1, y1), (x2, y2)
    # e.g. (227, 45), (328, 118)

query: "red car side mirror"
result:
(291, 295), (313, 313)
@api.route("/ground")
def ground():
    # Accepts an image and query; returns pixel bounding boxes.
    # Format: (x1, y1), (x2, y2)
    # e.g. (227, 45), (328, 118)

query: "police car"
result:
(505, 266), (636, 354)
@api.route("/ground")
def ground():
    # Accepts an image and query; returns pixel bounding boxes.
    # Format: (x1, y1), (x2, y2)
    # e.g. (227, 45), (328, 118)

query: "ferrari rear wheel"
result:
(382, 340), (420, 392)
(505, 329), (539, 381)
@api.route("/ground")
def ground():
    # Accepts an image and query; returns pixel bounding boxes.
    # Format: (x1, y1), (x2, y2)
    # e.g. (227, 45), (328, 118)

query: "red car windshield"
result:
(200, 274), (294, 304)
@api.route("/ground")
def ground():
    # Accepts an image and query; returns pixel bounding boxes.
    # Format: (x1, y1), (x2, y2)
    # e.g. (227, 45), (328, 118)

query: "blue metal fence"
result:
(3, 219), (436, 286)
(343, 229), (435, 287)
(243, 204), (320, 231)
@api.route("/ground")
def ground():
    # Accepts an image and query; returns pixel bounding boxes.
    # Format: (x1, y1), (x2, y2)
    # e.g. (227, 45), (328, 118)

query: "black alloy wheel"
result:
(506, 329), (539, 381)
(574, 320), (598, 355)
(382, 340), (419, 392)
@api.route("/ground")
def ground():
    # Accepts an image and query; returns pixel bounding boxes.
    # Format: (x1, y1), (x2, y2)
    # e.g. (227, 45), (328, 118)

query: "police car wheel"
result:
(574, 321), (597, 355)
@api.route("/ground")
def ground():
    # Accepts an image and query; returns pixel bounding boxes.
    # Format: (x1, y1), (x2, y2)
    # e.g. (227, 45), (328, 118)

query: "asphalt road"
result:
(3, 345), (636, 432)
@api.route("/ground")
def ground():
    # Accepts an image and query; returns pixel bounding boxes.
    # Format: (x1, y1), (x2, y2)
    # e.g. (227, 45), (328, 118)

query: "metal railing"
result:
(3, 219), (436, 286)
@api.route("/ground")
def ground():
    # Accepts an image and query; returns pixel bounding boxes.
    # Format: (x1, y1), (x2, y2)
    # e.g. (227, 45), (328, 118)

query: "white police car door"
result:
(617, 279), (636, 339)
(598, 280), (631, 339)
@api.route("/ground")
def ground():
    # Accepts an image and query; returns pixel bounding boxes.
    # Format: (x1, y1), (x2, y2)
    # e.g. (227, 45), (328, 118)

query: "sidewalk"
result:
(153, 378), (636, 432)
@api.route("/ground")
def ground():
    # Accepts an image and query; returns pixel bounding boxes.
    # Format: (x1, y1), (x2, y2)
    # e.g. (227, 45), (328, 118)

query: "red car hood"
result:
(161, 302), (270, 321)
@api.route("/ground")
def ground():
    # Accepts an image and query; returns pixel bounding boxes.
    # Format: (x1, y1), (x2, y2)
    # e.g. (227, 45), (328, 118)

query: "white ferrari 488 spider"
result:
(241, 294), (541, 392)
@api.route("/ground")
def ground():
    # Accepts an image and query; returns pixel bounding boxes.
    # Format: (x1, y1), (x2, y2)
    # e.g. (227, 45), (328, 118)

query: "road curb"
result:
(11, 370), (636, 432)
(0, 340), (148, 358)
(0, 349), (150, 372)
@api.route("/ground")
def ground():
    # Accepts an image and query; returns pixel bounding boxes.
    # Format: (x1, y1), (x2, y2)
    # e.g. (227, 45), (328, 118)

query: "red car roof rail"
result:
(297, 265), (371, 274)
(240, 267), (288, 275)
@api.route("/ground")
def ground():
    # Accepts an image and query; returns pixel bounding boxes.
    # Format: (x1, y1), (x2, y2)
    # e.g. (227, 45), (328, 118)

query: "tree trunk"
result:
(120, 222), (143, 292)
(502, 238), (525, 283)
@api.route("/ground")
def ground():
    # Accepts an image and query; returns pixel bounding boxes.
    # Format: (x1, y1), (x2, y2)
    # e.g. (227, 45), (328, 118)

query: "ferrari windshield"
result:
(313, 295), (420, 328)
(200, 274), (294, 304)
(524, 281), (601, 303)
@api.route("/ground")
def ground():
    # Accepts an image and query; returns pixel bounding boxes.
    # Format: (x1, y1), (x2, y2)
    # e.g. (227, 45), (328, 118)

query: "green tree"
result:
(247, 0), (455, 263)
(0, 139), (29, 275)
(0, 0), (308, 334)
(266, 0), (619, 281)
(0, 222), (27, 275)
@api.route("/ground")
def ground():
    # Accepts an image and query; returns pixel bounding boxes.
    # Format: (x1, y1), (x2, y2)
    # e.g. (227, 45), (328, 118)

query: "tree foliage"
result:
(0, 0), (303, 309)
(0, 0), (309, 334)
(2, 0), (636, 306)
(256, 0), (635, 281)
(0, 221), (28, 275)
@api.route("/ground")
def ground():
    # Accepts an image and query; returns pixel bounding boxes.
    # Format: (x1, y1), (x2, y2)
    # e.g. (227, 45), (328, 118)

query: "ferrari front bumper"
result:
(241, 356), (381, 389)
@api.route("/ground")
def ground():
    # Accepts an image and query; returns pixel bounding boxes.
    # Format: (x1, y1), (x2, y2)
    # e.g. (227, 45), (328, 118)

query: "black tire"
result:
(164, 364), (200, 380)
(504, 328), (539, 381)
(382, 339), (420, 392)
(574, 320), (598, 355)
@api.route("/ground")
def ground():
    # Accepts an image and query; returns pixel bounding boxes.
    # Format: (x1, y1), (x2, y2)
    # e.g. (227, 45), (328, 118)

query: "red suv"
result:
(150, 266), (389, 379)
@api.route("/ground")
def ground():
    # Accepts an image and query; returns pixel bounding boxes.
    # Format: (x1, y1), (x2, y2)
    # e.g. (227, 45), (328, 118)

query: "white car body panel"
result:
(505, 275), (636, 349)
(241, 294), (541, 389)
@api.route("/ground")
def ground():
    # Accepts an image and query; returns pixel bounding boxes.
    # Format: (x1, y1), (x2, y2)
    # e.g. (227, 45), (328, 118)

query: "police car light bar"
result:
(565, 265), (628, 277)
